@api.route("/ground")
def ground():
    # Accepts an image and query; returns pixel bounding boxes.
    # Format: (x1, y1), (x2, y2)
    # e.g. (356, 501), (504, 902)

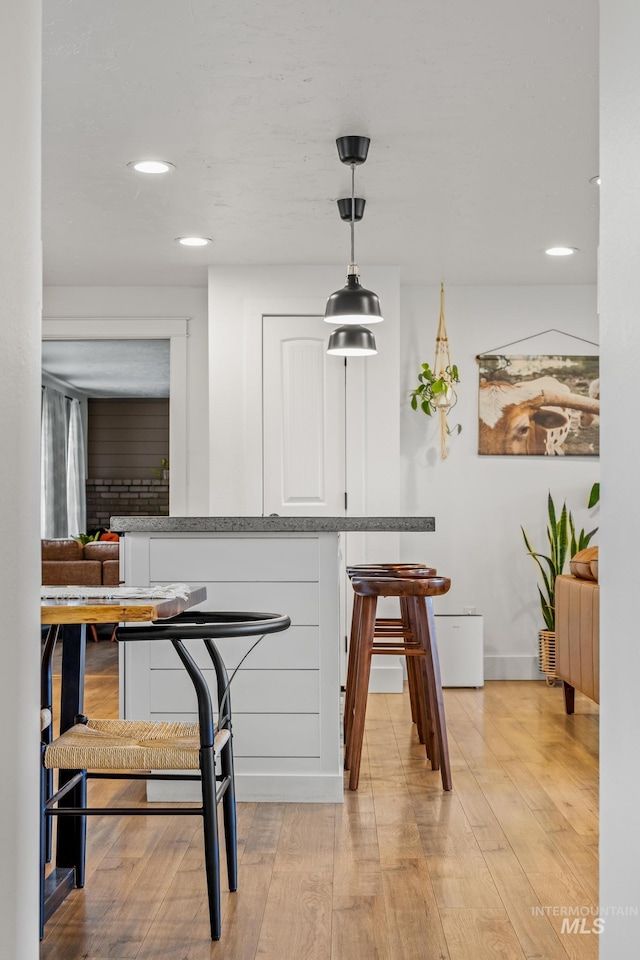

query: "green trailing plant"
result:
(410, 362), (461, 434)
(410, 285), (461, 459)
(521, 484), (599, 632)
(73, 531), (101, 545)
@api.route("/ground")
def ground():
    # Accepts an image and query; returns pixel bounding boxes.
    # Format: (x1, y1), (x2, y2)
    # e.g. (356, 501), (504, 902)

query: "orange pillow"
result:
(100, 532), (119, 542)
(569, 546), (598, 581)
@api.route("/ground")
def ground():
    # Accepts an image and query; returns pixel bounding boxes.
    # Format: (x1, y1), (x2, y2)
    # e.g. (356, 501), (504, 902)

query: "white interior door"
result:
(262, 316), (346, 517)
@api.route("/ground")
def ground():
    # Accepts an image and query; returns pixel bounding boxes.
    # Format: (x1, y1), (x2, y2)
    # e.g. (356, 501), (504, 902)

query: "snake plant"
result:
(521, 486), (599, 632)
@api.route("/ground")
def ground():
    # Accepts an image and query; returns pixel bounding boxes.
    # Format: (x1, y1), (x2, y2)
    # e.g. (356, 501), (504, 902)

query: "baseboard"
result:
(484, 655), (546, 681)
(147, 774), (345, 804)
(235, 774), (344, 802)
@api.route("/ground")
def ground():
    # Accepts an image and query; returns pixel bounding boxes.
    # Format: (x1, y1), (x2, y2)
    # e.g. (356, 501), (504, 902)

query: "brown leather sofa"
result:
(555, 546), (599, 713)
(83, 541), (120, 586)
(42, 539), (121, 641)
(42, 539), (120, 587)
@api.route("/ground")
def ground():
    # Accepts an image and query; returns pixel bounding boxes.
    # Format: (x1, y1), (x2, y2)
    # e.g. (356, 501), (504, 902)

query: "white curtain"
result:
(66, 399), (86, 538)
(41, 387), (69, 538)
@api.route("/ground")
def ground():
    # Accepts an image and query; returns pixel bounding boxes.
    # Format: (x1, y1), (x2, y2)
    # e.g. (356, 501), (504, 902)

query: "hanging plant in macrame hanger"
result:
(410, 282), (461, 459)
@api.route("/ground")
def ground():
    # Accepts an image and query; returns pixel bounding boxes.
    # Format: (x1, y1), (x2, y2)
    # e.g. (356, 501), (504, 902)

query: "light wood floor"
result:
(42, 651), (599, 960)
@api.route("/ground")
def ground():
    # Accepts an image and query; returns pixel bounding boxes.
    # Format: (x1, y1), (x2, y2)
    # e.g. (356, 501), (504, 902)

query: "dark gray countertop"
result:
(111, 516), (436, 533)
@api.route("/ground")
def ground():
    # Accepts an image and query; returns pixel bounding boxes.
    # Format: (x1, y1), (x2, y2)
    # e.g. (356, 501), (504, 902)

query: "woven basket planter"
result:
(538, 629), (557, 686)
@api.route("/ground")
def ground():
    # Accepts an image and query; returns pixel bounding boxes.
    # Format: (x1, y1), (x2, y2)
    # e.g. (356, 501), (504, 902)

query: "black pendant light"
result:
(325, 136), (382, 356)
(326, 324), (377, 356)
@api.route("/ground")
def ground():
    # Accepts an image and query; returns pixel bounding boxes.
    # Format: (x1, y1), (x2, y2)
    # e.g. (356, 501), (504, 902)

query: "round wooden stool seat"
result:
(351, 576), (450, 597)
(347, 567), (438, 580)
(347, 565), (437, 578)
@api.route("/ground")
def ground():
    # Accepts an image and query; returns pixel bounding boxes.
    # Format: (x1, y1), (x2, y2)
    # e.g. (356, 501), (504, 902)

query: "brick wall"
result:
(86, 478), (169, 532)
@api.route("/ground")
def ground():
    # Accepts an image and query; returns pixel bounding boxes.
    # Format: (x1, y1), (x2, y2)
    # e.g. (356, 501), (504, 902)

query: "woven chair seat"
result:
(44, 718), (230, 771)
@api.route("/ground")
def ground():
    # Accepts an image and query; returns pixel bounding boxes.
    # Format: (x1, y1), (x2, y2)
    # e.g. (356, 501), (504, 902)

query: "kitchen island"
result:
(112, 516), (435, 802)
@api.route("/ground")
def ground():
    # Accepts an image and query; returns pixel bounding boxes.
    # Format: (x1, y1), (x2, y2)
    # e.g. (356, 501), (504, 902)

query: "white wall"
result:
(600, 0), (640, 951)
(42, 286), (209, 514)
(41, 280), (601, 677)
(400, 284), (599, 677)
(207, 265), (400, 521)
(0, 0), (41, 954)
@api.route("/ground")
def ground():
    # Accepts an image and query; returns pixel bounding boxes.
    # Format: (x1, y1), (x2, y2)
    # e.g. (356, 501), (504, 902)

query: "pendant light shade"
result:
(326, 324), (377, 356)
(323, 273), (384, 325)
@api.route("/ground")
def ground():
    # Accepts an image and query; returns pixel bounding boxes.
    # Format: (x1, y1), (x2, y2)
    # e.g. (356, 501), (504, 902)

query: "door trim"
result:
(42, 317), (189, 515)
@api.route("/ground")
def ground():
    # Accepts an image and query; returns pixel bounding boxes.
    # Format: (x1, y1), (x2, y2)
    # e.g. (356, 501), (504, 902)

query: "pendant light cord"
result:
(350, 163), (356, 265)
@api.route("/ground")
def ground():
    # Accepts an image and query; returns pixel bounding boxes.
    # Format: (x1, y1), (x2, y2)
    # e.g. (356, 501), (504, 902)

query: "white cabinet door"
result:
(263, 316), (346, 517)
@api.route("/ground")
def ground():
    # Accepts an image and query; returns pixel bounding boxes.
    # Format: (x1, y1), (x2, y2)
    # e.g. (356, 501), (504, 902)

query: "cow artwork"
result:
(478, 354), (600, 456)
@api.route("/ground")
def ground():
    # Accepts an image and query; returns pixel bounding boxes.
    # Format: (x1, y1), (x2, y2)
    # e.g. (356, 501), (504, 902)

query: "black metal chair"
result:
(40, 610), (291, 941)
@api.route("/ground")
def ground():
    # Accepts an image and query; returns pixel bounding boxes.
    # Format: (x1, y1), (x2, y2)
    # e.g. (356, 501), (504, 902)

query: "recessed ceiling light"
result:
(589, 175), (601, 186)
(176, 236), (211, 246)
(128, 160), (175, 174)
(545, 246), (578, 257)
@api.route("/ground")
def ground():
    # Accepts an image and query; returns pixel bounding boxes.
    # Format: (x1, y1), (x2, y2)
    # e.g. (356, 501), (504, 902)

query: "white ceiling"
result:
(41, 340), (170, 397)
(42, 0), (599, 287)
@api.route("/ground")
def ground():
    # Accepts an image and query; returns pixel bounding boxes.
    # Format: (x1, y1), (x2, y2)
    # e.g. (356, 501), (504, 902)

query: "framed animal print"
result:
(478, 354), (599, 456)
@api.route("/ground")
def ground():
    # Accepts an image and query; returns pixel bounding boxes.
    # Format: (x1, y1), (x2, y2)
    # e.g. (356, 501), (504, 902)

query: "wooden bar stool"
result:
(346, 575), (452, 792)
(344, 567), (439, 769)
(344, 565), (437, 759)
(345, 565), (437, 755)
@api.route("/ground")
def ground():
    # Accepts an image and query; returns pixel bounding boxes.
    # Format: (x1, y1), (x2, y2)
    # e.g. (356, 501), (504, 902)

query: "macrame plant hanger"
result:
(434, 281), (453, 460)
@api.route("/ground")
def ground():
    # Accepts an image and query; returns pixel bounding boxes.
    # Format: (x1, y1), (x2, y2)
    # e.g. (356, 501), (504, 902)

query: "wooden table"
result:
(41, 589), (208, 625)
(41, 585), (207, 925)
